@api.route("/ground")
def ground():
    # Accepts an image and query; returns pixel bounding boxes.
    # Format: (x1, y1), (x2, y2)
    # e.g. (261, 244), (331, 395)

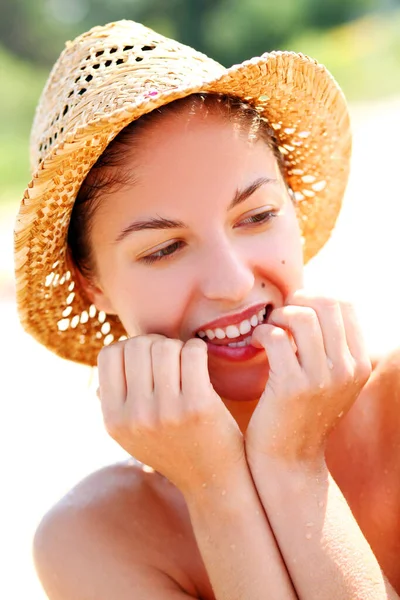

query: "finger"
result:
(287, 291), (350, 364)
(123, 336), (157, 399)
(268, 306), (326, 374)
(339, 301), (371, 378)
(180, 338), (213, 401)
(252, 323), (300, 376)
(151, 338), (183, 402)
(97, 342), (127, 414)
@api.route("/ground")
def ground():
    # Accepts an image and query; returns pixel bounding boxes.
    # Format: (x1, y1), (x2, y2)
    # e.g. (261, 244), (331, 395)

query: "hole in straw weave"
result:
(142, 45), (155, 51)
(63, 105), (68, 116)
(136, 56), (143, 62)
(104, 334), (114, 346)
(92, 64), (100, 69)
(78, 88), (87, 96)
(58, 319), (69, 332)
(110, 47), (117, 54)
(105, 60), (112, 67)
(123, 45), (133, 51)
(95, 50), (104, 57)
(85, 74), (93, 82)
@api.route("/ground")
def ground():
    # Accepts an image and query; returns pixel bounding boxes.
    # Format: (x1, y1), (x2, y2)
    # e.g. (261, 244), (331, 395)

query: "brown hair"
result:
(68, 93), (285, 279)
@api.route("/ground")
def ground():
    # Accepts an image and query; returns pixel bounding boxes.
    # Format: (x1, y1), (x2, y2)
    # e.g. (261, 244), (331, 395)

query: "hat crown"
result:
(30, 20), (224, 172)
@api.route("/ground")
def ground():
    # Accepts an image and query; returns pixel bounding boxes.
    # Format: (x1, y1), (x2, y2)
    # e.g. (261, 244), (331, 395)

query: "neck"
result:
(223, 397), (259, 434)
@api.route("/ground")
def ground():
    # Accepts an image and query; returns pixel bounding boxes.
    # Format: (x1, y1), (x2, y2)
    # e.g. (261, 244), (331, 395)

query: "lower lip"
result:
(205, 340), (263, 362)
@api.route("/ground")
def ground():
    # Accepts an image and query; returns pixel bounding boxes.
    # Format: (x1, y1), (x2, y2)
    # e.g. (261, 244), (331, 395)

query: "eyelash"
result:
(140, 210), (277, 264)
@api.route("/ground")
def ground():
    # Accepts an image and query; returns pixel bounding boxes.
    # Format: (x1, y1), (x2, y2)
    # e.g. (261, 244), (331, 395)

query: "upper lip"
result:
(194, 302), (269, 335)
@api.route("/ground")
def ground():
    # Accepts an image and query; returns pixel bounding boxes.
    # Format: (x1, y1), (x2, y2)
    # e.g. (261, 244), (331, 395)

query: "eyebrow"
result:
(115, 176), (276, 242)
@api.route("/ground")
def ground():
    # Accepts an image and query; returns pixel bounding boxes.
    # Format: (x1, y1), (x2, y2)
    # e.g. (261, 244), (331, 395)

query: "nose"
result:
(199, 240), (254, 303)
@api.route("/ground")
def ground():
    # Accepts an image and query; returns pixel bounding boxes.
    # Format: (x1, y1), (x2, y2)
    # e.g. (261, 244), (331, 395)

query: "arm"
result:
(248, 456), (398, 600)
(95, 335), (297, 600)
(245, 292), (399, 600)
(183, 458), (297, 600)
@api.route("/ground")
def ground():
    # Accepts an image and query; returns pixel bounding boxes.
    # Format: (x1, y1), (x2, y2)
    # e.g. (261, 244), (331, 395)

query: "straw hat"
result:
(14, 19), (351, 366)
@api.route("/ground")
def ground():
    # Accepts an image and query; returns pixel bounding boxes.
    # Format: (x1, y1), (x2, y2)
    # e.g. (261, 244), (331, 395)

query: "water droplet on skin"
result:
(317, 412), (322, 417)
(212, 473), (216, 479)
(337, 411), (344, 418)
(318, 501), (324, 508)
(327, 358), (334, 370)
(230, 543), (236, 550)
(202, 482), (207, 488)
(306, 522), (314, 527)
(193, 442), (199, 447)
(305, 532), (312, 540)
(221, 489), (226, 496)
(384, 469), (389, 475)
(318, 383), (325, 389)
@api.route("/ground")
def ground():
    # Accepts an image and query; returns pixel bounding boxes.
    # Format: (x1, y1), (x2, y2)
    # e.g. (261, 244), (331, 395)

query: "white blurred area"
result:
(1, 96), (400, 599)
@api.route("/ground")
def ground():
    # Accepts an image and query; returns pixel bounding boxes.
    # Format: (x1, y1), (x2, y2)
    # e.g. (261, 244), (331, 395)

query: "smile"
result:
(196, 304), (272, 347)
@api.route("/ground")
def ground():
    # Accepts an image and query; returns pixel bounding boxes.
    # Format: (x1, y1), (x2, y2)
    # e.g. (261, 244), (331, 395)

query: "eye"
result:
(236, 209), (278, 227)
(140, 240), (185, 264)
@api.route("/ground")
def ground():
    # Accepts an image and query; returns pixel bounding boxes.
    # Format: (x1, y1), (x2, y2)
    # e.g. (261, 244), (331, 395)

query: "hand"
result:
(245, 291), (371, 466)
(97, 335), (244, 495)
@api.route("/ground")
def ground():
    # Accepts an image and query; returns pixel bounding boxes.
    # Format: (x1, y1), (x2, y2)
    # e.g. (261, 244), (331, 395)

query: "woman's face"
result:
(89, 108), (304, 402)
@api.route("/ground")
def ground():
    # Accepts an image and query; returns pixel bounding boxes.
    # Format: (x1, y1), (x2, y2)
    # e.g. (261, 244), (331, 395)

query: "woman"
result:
(15, 20), (400, 599)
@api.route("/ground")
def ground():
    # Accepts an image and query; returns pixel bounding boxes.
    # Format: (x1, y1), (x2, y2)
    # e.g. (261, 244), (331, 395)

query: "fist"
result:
(246, 292), (371, 465)
(97, 335), (244, 495)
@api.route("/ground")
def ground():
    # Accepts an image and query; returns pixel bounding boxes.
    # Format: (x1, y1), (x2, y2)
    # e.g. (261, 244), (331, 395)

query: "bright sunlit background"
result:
(1, 0), (400, 598)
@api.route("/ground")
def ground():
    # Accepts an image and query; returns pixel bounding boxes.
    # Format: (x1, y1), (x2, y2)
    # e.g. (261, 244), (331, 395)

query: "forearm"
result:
(249, 456), (398, 600)
(183, 459), (297, 600)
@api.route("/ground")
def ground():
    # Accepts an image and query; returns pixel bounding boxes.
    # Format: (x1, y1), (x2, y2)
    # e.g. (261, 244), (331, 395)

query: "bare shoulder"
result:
(34, 461), (207, 599)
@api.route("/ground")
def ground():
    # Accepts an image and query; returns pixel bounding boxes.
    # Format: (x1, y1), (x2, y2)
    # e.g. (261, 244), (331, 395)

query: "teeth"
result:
(226, 324), (241, 339)
(239, 319), (251, 335)
(250, 314), (258, 327)
(227, 335), (252, 348)
(198, 306), (269, 341)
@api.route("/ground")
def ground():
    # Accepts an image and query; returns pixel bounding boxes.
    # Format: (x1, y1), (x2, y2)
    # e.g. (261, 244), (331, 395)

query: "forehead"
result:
(98, 108), (283, 221)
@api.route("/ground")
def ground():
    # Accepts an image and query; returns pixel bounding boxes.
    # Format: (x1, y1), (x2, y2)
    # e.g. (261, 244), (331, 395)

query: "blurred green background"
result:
(1, 0), (400, 215)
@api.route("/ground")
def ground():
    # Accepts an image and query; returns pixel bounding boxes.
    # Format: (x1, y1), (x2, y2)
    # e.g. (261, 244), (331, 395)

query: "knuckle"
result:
(338, 299), (355, 312)
(123, 335), (150, 359)
(97, 342), (118, 368)
(292, 306), (318, 326)
(182, 337), (207, 354)
(333, 358), (355, 387)
(269, 326), (289, 344)
(152, 337), (183, 355)
(355, 357), (372, 384)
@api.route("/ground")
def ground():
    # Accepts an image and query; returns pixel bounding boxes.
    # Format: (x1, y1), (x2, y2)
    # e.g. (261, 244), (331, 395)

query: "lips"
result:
(195, 303), (273, 346)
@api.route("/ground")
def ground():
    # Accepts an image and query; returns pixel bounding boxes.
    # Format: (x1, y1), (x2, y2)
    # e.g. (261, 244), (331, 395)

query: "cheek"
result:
(117, 268), (192, 338)
(256, 217), (304, 293)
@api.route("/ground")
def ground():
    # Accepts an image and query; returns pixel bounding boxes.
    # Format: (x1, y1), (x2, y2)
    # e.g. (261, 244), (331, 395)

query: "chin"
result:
(209, 360), (268, 402)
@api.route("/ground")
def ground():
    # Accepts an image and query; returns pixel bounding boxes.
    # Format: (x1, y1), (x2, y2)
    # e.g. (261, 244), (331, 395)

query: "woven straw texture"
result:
(14, 20), (351, 366)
